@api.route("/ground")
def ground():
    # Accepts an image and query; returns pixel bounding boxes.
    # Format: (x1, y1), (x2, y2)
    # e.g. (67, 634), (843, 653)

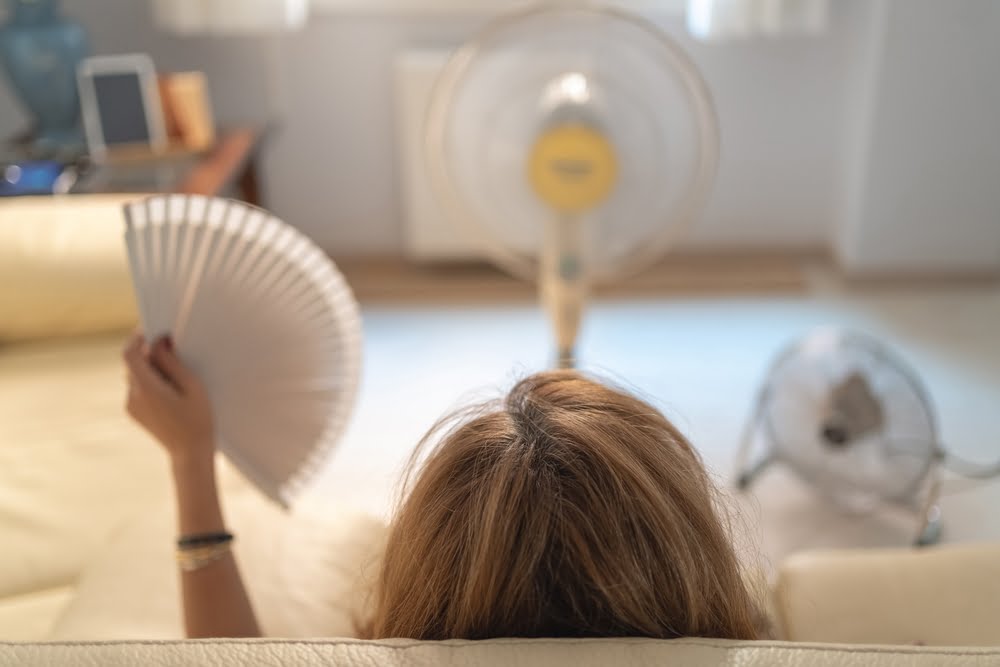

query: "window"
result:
(309, 0), (685, 16)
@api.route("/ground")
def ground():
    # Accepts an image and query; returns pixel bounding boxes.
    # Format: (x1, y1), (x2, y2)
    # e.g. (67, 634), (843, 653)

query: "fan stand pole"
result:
(734, 387), (774, 489)
(541, 215), (586, 369)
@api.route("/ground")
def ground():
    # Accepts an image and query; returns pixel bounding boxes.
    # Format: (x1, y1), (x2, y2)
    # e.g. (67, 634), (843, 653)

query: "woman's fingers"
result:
(150, 337), (198, 394)
(125, 370), (149, 419)
(123, 333), (173, 399)
(122, 331), (216, 457)
(123, 331), (144, 359)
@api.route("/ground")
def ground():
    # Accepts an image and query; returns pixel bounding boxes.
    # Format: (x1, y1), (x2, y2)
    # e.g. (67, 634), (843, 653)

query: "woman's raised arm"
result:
(123, 333), (260, 638)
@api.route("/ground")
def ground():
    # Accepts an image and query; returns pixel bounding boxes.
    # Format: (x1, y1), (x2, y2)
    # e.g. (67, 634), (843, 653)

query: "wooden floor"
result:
(334, 253), (814, 304)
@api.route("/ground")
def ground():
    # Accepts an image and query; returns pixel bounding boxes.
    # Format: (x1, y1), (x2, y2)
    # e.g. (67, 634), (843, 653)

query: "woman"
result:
(124, 333), (764, 640)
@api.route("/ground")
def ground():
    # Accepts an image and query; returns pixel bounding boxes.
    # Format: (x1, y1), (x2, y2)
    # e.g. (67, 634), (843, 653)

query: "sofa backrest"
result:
(3, 637), (998, 666)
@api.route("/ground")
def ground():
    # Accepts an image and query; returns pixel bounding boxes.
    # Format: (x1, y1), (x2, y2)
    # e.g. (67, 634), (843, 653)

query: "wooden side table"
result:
(70, 126), (266, 205)
(176, 127), (264, 205)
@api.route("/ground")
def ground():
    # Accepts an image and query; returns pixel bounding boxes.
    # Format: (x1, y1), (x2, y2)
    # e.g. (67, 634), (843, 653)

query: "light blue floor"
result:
(306, 281), (1000, 568)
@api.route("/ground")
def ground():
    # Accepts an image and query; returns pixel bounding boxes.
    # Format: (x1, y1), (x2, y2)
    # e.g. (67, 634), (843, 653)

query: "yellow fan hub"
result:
(528, 123), (618, 214)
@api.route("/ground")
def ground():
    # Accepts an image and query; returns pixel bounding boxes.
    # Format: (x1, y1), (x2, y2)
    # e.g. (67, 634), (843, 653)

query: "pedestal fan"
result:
(426, 4), (719, 367)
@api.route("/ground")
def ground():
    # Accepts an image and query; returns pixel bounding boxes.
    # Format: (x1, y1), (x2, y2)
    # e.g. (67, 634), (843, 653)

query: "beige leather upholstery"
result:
(48, 492), (387, 640)
(3, 637), (999, 666)
(0, 335), (167, 602)
(0, 587), (74, 642)
(0, 194), (142, 342)
(774, 543), (1000, 646)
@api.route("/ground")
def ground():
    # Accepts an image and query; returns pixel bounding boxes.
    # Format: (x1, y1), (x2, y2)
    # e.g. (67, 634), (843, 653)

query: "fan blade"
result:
(540, 216), (587, 367)
(122, 205), (152, 331)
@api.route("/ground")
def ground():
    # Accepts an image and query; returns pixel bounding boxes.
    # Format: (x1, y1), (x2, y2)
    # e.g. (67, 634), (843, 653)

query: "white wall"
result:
(837, 0), (1000, 274)
(674, 3), (862, 250)
(1, 0), (997, 271)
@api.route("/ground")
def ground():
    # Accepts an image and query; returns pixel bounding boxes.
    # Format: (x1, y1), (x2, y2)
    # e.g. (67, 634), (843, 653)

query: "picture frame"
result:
(77, 53), (168, 162)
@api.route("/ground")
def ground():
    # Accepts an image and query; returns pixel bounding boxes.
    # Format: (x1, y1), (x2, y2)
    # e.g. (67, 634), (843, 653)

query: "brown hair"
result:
(369, 370), (763, 640)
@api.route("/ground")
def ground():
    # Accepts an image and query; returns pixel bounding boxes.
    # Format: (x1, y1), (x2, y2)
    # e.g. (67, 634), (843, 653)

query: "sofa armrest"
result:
(773, 543), (1000, 646)
(0, 194), (143, 342)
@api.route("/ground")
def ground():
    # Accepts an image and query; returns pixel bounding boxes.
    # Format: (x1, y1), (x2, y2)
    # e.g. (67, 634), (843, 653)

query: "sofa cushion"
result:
(774, 543), (1000, 646)
(0, 333), (170, 599)
(47, 490), (387, 640)
(0, 194), (142, 342)
(0, 586), (75, 642)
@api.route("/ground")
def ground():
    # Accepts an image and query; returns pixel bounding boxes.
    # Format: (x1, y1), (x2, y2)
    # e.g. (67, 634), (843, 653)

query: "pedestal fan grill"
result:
(426, 4), (719, 367)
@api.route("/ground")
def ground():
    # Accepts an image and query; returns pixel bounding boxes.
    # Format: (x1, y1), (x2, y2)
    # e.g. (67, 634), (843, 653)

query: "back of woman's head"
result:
(370, 370), (762, 640)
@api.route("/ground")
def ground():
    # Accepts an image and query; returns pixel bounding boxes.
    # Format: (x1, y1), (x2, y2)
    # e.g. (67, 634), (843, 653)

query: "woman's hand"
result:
(123, 332), (215, 468)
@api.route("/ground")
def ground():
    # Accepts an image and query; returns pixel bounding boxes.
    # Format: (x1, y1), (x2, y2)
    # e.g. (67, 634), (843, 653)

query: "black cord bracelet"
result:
(177, 531), (234, 550)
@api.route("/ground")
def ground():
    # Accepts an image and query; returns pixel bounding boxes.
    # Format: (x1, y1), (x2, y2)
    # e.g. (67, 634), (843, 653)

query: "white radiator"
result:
(394, 50), (484, 261)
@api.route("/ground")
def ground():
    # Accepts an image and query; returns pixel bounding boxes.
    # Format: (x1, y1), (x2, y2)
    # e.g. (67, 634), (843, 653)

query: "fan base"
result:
(915, 506), (943, 547)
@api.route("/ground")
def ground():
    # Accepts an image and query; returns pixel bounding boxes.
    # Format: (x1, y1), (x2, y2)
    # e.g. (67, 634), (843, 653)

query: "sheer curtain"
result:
(687, 0), (828, 41)
(151, 0), (308, 35)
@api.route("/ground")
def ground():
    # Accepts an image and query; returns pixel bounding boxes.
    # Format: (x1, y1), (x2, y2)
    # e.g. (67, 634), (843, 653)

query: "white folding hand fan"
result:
(123, 194), (362, 507)
(427, 4), (719, 367)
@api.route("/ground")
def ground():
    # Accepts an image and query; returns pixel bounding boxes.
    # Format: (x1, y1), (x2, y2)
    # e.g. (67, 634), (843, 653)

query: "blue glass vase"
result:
(0, 0), (88, 149)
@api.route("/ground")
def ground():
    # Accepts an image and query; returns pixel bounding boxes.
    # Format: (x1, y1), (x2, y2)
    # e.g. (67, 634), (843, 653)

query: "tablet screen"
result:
(92, 72), (151, 146)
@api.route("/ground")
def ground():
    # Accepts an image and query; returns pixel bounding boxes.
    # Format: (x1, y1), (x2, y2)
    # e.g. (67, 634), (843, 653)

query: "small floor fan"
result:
(123, 194), (362, 507)
(426, 4), (719, 367)
(736, 329), (945, 546)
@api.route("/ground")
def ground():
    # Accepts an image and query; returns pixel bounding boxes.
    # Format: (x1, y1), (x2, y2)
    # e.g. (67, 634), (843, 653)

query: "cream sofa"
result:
(4, 638), (1000, 666)
(1, 195), (998, 665)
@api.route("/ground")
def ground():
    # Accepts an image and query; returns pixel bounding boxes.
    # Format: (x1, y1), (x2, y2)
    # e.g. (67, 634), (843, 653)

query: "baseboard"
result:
(333, 252), (819, 304)
(841, 269), (1000, 289)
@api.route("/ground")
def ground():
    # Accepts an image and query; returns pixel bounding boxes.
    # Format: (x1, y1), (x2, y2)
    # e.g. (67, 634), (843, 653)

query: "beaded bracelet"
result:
(176, 541), (233, 572)
(175, 531), (235, 572)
